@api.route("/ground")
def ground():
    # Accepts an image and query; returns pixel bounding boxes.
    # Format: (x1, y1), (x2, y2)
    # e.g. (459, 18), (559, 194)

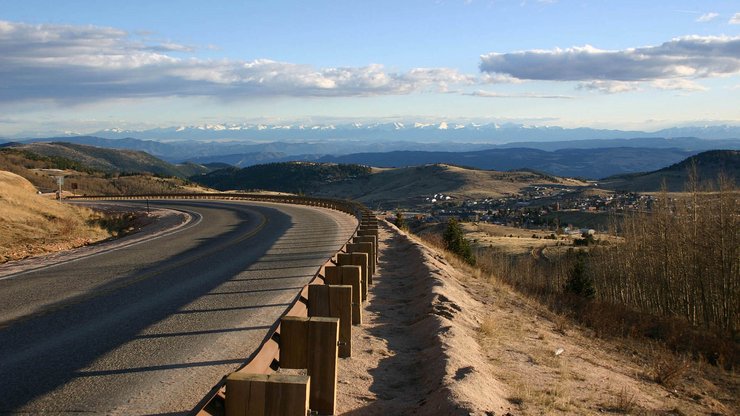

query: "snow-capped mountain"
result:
(80, 121), (740, 142)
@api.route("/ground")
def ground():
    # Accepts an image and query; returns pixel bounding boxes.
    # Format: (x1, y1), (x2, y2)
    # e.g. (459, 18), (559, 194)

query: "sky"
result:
(1, 0), (739, 136)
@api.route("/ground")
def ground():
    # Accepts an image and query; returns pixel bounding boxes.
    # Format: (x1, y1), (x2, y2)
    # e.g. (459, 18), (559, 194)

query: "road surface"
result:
(0, 200), (357, 415)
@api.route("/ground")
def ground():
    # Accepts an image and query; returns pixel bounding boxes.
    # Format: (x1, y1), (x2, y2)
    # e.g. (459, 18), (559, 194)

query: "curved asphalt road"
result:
(0, 200), (357, 415)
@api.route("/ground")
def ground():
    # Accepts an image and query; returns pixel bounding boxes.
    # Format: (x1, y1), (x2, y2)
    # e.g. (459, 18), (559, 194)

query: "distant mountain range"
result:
(5, 134), (739, 179)
(79, 122), (740, 142)
(4, 122), (740, 144)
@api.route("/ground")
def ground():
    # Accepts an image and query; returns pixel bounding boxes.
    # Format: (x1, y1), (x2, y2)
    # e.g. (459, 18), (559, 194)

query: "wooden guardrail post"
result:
(324, 265), (363, 325)
(336, 252), (368, 301)
(226, 373), (268, 416)
(308, 317), (339, 415)
(226, 373), (310, 416)
(353, 235), (377, 262)
(308, 285), (352, 358)
(347, 242), (375, 284)
(280, 316), (309, 369)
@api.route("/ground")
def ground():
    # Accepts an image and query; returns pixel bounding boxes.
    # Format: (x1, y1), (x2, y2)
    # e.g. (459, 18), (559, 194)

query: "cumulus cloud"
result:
(696, 12), (719, 23)
(731, 13), (740, 24)
(480, 36), (740, 92)
(0, 20), (474, 103)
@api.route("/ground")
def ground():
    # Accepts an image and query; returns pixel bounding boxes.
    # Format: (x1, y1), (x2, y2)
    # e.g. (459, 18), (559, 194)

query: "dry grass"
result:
(648, 355), (691, 388)
(478, 314), (497, 337)
(0, 170), (111, 262)
(413, 227), (739, 415)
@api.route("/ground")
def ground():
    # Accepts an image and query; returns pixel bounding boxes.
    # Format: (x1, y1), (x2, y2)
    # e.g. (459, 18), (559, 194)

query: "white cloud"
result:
(696, 12), (719, 23)
(577, 81), (640, 94)
(0, 20), (474, 104)
(651, 79), (707, 92)
(730, 13), (740, 24)
(480, 35), (740, 93)
(465, 90), (574, 99)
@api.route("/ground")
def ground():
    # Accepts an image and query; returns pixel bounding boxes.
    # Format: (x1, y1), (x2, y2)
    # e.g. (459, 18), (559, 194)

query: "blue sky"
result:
(1, 0), (739, 135)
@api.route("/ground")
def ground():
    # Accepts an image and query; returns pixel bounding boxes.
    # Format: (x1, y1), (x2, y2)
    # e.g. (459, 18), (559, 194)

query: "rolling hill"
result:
(598, 150), (739, 191)
(0, 147), (211, 196)
(192, 162), (586, 208)
(4, 142), (208, 178)
(315, 147), (700, 179)
(192, 162), (372, 194)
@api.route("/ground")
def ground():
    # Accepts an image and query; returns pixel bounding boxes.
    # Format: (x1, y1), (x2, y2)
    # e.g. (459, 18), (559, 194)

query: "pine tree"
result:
(443, 218), (476, 265)
(564, 252), (595, 298)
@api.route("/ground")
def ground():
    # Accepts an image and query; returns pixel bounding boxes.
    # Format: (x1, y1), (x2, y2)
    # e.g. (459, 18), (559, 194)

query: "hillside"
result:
(599, 150), (739, 191)
(0, 171), (110, 262)
(193, 162), (586, 208)
(317, 147), (699, 179)
(193, 162), (372, 194)
(7, 142), (207, 178)
(0, 148), (211, 196)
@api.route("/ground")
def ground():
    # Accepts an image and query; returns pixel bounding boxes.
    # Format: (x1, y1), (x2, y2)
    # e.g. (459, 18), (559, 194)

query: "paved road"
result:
(0, 200), (357, 415)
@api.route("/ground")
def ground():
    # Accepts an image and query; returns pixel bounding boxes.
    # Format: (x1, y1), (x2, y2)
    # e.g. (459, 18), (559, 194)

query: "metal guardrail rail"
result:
(68, 193), (372, 416)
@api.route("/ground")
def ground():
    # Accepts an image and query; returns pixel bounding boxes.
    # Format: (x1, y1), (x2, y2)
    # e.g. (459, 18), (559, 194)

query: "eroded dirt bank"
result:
(338, 221), (738, 415)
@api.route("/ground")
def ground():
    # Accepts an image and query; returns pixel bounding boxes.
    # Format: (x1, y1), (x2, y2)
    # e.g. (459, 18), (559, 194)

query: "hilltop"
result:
(599, 150), (739, 191)
(5, 142), (207, 178)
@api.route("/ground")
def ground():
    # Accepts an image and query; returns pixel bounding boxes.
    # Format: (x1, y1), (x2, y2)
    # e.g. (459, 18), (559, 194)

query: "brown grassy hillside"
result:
(0, 171), (112, 262)
(0, 148), (210, 196)
(315, 164), (586, 208)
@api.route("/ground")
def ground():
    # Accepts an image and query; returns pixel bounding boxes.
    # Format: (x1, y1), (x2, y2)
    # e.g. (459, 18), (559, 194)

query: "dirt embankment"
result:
(338, 221), (510, 415)
(338, 221), (738, 415)
(0, 170), (112, 263)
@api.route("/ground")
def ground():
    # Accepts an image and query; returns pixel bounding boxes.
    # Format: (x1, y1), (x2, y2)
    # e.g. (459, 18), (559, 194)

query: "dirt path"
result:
(337, 221), (510, 415)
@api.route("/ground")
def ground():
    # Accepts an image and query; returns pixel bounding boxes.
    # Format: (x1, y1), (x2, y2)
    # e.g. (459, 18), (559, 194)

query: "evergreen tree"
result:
(443, 218), (476, 265)
(564, 252), (595, 298)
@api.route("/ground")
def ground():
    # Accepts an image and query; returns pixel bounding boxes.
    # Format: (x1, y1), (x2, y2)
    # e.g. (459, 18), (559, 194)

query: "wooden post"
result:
(347, 242), (375, 283)
(308, 317), (339, 415)
(353, 235), (377, 262)
(323, 265), (341, 285)
(265, 374), (310, 416)
(308, 285), (352, 358)
(308, 284), (331, 317)
(340, 265), (363, 325)
(226, 373), (310, 416)
(279, 316), (309, 369)
(337, 252), (368, 301)
(323, 265), (362, 325)
(225, 373), (268, 416)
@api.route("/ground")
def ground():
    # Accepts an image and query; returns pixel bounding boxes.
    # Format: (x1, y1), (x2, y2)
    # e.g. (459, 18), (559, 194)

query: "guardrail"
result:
(68, 193), (378, 415)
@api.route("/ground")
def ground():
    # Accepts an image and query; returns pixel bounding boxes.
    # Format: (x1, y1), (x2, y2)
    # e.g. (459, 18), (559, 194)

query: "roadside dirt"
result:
(337, 221), (738, 415)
